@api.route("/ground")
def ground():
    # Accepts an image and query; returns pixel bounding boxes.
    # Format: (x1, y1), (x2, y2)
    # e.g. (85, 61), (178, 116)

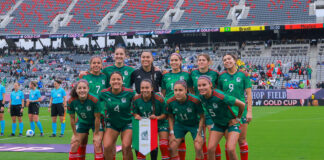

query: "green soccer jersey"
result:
(217, 70), (251, 116)
(132, 93), (167, 126)
(167, 94), (203, 126)
(102, 64), (135, 88)
(99, 87), (135, 128)
(80, 73), (108, 96)
(67, 93), (101, 125)
(199, 89), (237, 126)
(190, 69), (219, 96)
(162, 71), (193, 100)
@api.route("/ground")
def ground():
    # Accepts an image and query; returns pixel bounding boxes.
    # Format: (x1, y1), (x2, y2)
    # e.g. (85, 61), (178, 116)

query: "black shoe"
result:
(0, 133), (4, 136)
(59, 134), (64, 137)
(9, 133), (15, 137)
(49, 134), (56, 137)
(19, 133), (23, 137)
(40, 133), (44, 137)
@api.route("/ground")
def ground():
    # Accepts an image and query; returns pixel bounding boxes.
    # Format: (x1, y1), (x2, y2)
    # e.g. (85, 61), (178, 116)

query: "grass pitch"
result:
(0, 106), (323, 160)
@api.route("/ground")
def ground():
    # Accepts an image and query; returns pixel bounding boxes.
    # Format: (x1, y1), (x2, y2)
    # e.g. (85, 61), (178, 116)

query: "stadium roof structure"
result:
(0, 0), (323, 38)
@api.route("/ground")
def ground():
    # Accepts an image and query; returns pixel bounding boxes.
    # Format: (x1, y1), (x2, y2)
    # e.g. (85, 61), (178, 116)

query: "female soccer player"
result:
(8, 82), (24, 136)
(68, 80), (104, 160)
(78, 56), (107, 160)
(0, 79), (6, 136)
(131, 51), (163, 94)
(100, 72), (135, 160)
(80, 56), (108, 95)
(48, 79), (67, 137)
(218, 54), (252, 160)
(132, 79), (168, 160)
(167, 80), (205, 160)
(102, 46), (135, 88)
(190, 53), (221, 159)
(26, 81), (44, 136)
(197, 76), (245, 160)
(162, 53), (192, 159)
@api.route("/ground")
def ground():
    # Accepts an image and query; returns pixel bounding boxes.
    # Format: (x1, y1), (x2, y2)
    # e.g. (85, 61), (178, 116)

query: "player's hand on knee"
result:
(228, 118), (239, 126)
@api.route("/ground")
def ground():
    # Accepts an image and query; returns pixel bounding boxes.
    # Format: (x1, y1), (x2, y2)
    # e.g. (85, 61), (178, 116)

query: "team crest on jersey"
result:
(168, 77), (171, 80)
(122, 98), (126, 103)
(102, 80), (105, 84)
(187, 108), (192, 113)
(174, 108), (178, 112)
(57, 94), (61, 97)
(89, 81), (93, 83)
(139, 106), (143, 110)
(124, 71), (128, 76)
(236, 77), (241, 82)
(87, 106), (91, 111)
(224, 79), (227, 82)
(75, 107), (78, 111)
(213, 103), (218, 109)
(16, 96), (19, 99)
(180, 76), (184, 80)
(196, 76), (199, 79)
(108, 98), (111, 101)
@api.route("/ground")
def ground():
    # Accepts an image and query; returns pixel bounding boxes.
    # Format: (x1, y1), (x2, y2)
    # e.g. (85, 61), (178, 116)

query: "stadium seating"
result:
(57, 0), (122, 33)
(169, 0), (240, 29)
(2, 0), (72, 34)
(239, 0), (316, 26)
(0, 0), (320, 35)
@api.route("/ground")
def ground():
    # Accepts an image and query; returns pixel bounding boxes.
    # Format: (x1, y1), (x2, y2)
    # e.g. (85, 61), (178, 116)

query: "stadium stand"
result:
(239, 0), (316, 26)
(0, 0), (321, 35)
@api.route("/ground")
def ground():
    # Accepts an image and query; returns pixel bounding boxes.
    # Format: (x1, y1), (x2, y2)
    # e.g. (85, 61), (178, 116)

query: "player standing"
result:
(68, 80), (104, 160)
(162, 53), (192, 160)
(132, 79), (169, 160)
(218, 54), (252, 160)
(0, 79), (6, 136)
(131, 51), (163, 94)
(197, 76), (245, 160)
(167, 80), (205, 160)
(78, 56), (108, 160)
(190, 53), (221, 160)
(100, 72), (135, 160)
(8, 83), (24, 136)
(48, 80), (67, 137)
(102, 46), (135, 88)
(26, 81), (44, 136)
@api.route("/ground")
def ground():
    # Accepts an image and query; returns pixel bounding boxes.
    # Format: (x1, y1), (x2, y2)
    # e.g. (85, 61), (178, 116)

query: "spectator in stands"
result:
(307, 65), (312, 79)
(268, 77), (276, 89)
(258, 78), (266, 89)
(299, 81), (305, 89)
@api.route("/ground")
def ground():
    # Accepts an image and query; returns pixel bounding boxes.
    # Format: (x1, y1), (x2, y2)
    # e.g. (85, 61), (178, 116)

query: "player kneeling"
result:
(197, 76), (245, 160)
(167, 80), (205, 160)
(68, 80), (104, 160)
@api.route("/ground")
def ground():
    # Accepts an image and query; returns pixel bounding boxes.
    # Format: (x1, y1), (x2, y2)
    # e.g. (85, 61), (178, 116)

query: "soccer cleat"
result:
(49, 134), (56, 137)
(40, 133), (44, 137)
(9, 133), (15, 137)
(19, 133), (23, 137)
(0, 133), (4, 136)
(59, 134), (64, 137)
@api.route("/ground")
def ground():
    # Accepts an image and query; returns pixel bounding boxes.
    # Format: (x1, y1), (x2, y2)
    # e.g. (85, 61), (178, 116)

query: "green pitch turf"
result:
(0, 106), (323, 160)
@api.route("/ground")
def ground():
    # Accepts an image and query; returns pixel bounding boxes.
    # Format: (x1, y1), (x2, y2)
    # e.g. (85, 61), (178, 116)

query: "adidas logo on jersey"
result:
(137, 75), (141, 79)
